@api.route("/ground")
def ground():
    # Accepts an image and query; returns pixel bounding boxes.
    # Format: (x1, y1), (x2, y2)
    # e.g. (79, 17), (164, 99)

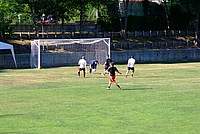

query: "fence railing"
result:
(4, 24), (197, 39)
(6, 30), (196, 39)
(111, 40), (195, 50)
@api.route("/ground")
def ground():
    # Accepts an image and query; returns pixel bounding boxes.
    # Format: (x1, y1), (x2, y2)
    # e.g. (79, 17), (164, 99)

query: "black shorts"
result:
(128, 67), (134, 71)
(90, 65), (97, 69)
(105, 65), (109, 70)
(78, 68), (85, 71)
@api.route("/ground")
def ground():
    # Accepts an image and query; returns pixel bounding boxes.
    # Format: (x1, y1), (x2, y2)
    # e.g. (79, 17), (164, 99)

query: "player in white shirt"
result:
(126, 54), (135, 78)
(78, 56), (87, 78)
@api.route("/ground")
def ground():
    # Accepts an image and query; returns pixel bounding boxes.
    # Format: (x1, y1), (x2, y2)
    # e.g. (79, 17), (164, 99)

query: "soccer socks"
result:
(126, 73), (134, 78)
(78, 72), (80, 77)
(107, 85), (121, 90)
(117, 85), (121, 89)
(78, 71), (86, 77)
(83, 71), (86, 77)
(90, 69), (92, 74)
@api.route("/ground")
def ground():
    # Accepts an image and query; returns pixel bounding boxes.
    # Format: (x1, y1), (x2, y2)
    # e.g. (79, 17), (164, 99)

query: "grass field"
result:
(0, 63), (200, 134)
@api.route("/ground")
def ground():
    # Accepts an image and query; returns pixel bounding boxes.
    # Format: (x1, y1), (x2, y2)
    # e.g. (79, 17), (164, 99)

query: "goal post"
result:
(30, 40), (41, 69)
(30, 38), (110, 69)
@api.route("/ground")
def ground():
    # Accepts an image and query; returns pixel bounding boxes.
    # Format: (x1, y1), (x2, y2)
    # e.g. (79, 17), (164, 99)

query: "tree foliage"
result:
(1, 0), (199, 38)
(0, 0), (31, 39)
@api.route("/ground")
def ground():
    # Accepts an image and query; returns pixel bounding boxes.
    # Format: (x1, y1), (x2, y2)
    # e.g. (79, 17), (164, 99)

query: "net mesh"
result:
(30, 38), (110, 68)
(30, 40), (39, 68)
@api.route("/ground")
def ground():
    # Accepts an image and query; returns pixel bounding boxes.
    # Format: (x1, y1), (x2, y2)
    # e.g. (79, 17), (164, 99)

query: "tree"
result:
(179, 0), (200, 47)
(124, 0), (129, 40)
(163, 0), (170, 31)
(16, 0), (79, 38)
(91, 0), (118, 31)
(0, 0), (29, 40)
(187, 0), (200, 47)
(142, 0), (150, 16)
(117, 0), (129, 39)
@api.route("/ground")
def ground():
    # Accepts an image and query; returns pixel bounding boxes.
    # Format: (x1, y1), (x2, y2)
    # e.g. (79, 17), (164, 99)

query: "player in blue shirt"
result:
(89, 60), (99, 74)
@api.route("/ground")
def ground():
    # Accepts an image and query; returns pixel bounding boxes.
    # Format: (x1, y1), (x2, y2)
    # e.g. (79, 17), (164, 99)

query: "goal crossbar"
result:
(30, 38), (110, 69)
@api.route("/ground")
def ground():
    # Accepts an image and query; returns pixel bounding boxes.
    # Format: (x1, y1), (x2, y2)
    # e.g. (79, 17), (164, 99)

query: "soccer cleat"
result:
(106, 87), (110, 90)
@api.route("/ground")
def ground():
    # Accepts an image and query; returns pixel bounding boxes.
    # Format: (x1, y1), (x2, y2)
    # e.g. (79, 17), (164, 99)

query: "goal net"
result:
(30, 38), (110, 69)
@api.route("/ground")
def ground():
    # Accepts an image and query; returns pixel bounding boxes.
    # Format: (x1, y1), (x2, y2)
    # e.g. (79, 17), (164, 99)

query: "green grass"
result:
(0, 63), (200, 134)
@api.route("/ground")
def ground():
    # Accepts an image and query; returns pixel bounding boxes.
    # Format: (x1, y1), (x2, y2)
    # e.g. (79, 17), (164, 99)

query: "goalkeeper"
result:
(89, 60), (99, 74)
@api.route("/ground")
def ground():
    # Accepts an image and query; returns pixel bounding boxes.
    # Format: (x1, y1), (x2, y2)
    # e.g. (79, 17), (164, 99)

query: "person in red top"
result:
(107, 62), (122, 90)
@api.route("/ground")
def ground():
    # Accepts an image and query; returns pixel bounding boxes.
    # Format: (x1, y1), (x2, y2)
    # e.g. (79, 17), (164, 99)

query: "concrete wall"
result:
(111, 48), (200, 63)
(1, 48), (200, 68)
(0, 54), (30, 68)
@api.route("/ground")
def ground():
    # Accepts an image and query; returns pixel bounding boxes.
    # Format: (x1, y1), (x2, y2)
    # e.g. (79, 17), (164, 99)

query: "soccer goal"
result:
(30, 38), (110, 69)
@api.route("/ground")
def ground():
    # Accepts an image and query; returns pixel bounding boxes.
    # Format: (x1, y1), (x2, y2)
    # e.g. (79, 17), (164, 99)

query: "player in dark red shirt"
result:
(107, 62), (122, 90)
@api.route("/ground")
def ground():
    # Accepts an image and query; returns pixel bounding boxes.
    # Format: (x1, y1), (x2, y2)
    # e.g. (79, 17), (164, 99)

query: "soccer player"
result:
(102, 54), (112, 76)
(107, 62), (122, 90)
(126, 54), (135, 78)
(89, 60), (99, 74)
(78, 56), (87, 78)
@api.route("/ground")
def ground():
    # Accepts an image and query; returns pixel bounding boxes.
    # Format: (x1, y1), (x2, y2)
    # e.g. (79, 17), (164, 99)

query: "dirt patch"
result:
(7, 39), (32, 45)
(4, 36), (199, 54)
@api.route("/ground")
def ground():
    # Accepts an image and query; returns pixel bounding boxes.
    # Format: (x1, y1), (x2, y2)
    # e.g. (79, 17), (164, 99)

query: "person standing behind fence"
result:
(78, 56), (87, 78)
(126, 54), (135, 78)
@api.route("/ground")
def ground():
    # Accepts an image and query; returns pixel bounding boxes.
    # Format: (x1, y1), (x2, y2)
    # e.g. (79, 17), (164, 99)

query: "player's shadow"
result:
(137, 76), (164, 78)
(94, 76), (108, 79)
(0, 113), (24, 118)
(122, 87), (153, 90)
(0, 69), (6, 73)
